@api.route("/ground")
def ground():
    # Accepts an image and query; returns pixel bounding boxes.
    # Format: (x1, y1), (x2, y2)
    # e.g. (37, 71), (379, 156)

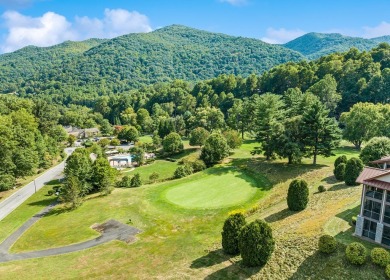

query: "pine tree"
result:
(253, 93), (286, 160)
(301, 99), (341, 165)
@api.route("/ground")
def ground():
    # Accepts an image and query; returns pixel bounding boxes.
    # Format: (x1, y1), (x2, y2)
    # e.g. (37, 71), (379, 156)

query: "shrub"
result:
(117, 175), (132, 188)
(130, 173), (142, 188)
(334, 155), (347, 168)
(318, 185), (326, 192)
(162, 132), (184, 155)
(318, 235), (337, 254)
(221, 213), (246, 255)
(360, 137), (390, 164)
(47, 190), (54, 196)
(190, 160), (206, 172)
(371, 248), (390, 267)
(149, 172), (159, 183)
(334, 163), (346, 181)
(223, 130), (243, 149)
(189, 127), (209, 147)
(0, 174), (16, 191)
(238, 219), (275, 267)
(386, 264), (390, 278)
(351, 216), (357, 225)
(345, 158), (364, 186)
(346, 242), (366, 265)
(200, 133), (230, 167)
(174, 164), (193, 179)
(287, 179), (309, 211)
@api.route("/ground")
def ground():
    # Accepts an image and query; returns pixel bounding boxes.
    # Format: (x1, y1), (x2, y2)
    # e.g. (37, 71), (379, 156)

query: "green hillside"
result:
(283, 32), (390, 60)
(0, 25), (304, 96)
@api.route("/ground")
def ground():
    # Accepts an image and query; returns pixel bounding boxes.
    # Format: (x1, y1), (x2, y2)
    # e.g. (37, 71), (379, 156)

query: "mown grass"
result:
(1, 141), (385, 279)
(122, 159), (178, 183)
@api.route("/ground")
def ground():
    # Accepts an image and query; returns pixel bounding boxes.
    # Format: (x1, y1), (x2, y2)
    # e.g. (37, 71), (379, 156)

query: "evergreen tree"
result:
(253, 93), (286, 160)
(301, 99), (341, 165)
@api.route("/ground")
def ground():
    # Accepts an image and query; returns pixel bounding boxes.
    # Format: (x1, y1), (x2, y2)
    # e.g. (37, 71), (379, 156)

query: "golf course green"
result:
(164, 167), (258, 209)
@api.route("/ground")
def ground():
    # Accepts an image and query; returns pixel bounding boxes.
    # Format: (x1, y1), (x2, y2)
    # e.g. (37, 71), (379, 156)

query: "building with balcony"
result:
(355, 156), (390, 246)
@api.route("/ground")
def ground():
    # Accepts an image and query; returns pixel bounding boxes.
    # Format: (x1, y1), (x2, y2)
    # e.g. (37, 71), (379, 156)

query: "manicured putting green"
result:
(164, 169), (258, 209)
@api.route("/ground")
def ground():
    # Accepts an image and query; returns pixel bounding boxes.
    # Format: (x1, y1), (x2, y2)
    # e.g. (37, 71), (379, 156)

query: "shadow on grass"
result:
(27, 197), (56, 207)
(321, 175), (338, 184)
(169, 148), (198, 160)
(204, 260), (262, 280)
(328, 183), (351, 192)
(44, 206), (72, 217)
(243, 158), (326, 185)
(44, 179), (62, 186)
(290, 246), (384, 279)
(190, 249), (231, 269)
(264, 208), (295, 223)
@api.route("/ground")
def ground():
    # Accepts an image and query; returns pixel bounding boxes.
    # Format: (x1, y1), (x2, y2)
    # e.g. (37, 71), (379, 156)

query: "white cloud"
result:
(2, 11), (76, 52)
(261, 27), (306, 44)
(1, 8), (152, 53)
(362, 21), (390, 38)
(75, 9), (152, 39)
(219, 0), (248, 6)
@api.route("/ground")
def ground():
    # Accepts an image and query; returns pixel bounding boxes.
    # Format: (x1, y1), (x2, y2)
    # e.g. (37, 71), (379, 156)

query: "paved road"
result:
(0, 148), (76, 222)
(0, 211), (140, 263)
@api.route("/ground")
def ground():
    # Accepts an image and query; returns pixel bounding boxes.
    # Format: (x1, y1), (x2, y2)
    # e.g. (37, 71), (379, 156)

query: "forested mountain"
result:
(0, 25), (304, 96)
(284, 32), (390, 59)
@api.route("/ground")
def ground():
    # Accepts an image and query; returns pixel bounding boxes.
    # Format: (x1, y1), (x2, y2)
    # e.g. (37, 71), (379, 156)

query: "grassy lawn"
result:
(122, 160), (178, 183)
(1, 141), (386, 279)
(164, 166), (262, 209)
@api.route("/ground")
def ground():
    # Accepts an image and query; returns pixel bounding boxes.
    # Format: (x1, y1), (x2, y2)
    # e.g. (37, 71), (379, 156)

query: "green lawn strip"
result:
(164, 168), (259, 209)
(138, 135), (153, 143)
(0, 186), (56, 244)
(122, 160), (178, 183)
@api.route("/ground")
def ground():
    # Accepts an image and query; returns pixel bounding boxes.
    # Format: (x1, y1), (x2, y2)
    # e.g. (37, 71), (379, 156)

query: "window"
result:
(363, 199), (382, 221)
(386, 192), (390, 203)
(362, 219), (377, 240)
(383, 226), (390, 246)
(365, 186), (384, 200)
(384, 205), (390, 225)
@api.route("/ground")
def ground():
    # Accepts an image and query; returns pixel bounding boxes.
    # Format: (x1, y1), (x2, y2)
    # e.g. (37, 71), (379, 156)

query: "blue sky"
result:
(0, 0), (389, 52)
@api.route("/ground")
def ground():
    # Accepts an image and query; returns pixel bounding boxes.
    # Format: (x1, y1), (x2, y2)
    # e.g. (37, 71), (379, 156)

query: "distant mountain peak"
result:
(284, 32), (390, 59)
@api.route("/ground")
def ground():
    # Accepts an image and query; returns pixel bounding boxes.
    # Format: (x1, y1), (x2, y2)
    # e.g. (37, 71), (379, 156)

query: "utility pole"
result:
(34, 180), (37, 193)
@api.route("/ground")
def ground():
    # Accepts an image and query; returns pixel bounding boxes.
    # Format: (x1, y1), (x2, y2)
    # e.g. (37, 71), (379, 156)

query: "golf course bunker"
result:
(165, 168), (258, 209)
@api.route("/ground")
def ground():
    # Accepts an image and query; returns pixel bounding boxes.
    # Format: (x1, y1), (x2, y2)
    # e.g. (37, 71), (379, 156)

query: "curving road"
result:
(0, 148), (76, 222)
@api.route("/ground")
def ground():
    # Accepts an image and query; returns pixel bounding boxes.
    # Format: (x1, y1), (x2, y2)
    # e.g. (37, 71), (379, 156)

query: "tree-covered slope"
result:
(0, 25), (304, 95)
(283, 32), (382, 59)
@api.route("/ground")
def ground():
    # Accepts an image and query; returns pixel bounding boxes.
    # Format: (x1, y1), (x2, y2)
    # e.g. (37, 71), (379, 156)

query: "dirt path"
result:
(0, 204), (141, 263)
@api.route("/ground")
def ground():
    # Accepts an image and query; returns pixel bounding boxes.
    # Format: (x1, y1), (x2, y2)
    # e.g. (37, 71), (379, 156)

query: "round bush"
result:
(117, 175), (132, 188)
(334, 155), (347, 168)
(318, 185), (326, 192)
(318, 235), (337, 254)
(130, 173), (142, 188)
(360, 137), (390, 164)
(334, 163), (346, 181)
(238, 219), (275, 267)
(345, 158), (364, 186)
(346, 242), (366, 265)
(0, 174), (16, 191)
(287, 179), (309, 211)
(221, 213), (246, 255)
(174, 164), (193, 179)
(371, 247), (390, 267)
(386, 264), (390, 279)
